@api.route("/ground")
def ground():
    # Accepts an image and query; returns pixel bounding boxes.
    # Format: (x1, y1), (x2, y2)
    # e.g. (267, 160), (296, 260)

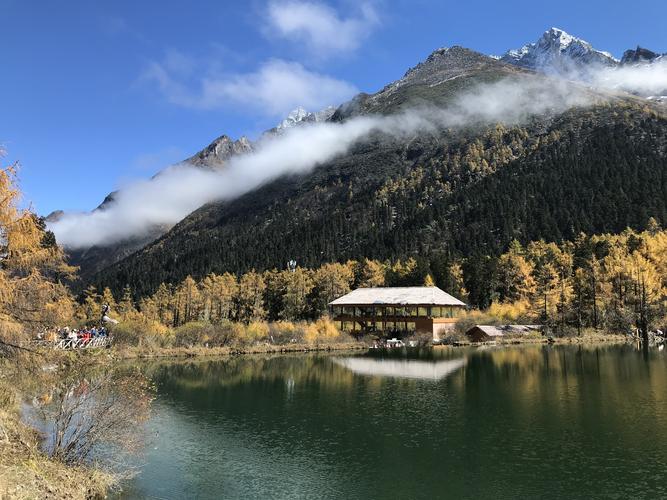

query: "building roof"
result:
(468, 324), (542, 337)
(329, 286), (466, 306)
(470, 325), (506, 337)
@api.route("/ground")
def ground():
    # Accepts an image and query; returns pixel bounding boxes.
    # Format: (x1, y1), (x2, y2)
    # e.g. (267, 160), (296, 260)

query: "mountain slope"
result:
(335, 46), (525, 118)
(59, 134), (254, 280)
(88, 48), (667, 298)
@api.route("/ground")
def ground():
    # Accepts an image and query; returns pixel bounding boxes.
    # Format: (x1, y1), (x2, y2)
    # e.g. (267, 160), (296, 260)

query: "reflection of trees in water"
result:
(143, 355), (359, 393)
(28, 361), (153, 468)
(138, 348), (473, 393)
(461, 344), (667, 435)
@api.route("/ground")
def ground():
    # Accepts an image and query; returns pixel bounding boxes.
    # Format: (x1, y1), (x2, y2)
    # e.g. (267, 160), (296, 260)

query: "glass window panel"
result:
(418, 307), (428, 317)
(406, 321), (416, 331)
(385, 321), (395, 331)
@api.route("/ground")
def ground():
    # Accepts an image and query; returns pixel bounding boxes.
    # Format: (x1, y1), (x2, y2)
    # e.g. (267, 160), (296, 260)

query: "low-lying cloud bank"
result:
(592, 59), (667, 97)
(47, 76), (610, 249)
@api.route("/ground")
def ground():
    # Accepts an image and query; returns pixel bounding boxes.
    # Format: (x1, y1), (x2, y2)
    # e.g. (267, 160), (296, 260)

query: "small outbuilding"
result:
(466, 324), (541, 343)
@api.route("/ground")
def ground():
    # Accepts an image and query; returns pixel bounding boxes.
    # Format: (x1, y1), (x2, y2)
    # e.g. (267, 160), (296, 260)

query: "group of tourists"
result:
(59, 325), (109, 341)
(34, 304), (118, 348)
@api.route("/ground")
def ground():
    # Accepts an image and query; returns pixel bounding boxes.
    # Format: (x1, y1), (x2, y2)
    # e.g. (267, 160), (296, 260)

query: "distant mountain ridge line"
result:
(47, 28), (666, 287)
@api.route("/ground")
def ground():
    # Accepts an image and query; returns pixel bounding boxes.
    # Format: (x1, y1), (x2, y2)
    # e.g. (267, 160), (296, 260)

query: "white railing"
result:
(51, 336), (112, 350)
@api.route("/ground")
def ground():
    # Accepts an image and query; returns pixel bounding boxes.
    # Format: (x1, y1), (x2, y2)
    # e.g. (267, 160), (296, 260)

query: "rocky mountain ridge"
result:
(502, 27), (665, 72)
(87, 46), (667, 298)
(501, 27), (618, 75)
(53, 29), (666, 286)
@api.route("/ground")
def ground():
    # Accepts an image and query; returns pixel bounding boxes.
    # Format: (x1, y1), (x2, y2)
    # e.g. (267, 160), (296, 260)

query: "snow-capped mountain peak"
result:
(275, 106), (336, 132)
(501, 27), (618, 78)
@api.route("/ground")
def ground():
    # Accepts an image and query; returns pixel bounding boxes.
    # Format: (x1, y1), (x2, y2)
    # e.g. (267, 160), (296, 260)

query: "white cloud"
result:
(142, 57), (357, 117)
(592, 59), (667, 96)
(50, 75), (600, 249)
(266, 1), (378, 57)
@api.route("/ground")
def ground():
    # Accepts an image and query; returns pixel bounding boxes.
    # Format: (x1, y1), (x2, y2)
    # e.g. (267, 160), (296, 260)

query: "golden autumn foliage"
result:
(0, 161), (76, 347)
(488, 225), (667, 334)
(304, 317), (340, 344)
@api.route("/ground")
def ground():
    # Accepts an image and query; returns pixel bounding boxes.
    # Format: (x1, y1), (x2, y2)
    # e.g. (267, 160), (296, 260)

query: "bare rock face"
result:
(621, 46), (661, 65)
(186, 135), (253, 169)
(44, 210), (64, 223)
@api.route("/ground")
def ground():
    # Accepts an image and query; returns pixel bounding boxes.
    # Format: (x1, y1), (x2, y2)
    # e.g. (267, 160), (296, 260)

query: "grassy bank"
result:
(443, 331), (630, 347)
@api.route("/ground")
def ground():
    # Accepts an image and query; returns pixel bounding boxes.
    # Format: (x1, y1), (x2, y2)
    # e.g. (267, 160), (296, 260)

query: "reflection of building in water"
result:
(333, 357), (466, 381)
(329, 286), (466, 341)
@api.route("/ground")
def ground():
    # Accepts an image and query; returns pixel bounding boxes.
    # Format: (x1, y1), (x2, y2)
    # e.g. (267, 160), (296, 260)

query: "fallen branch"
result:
(0, 338), (43, 356)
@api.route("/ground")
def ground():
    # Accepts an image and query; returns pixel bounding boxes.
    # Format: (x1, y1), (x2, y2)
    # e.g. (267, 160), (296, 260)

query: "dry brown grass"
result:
(114, 340), (366, 359)
(0, 407), (114, 499)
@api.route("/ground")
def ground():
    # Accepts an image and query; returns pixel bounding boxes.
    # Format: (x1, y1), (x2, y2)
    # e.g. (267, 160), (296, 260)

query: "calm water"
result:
(118, 345), (667, 499)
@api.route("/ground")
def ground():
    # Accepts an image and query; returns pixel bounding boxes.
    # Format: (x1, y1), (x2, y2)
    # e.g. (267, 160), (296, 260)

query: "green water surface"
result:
(119, 344), (667, 499)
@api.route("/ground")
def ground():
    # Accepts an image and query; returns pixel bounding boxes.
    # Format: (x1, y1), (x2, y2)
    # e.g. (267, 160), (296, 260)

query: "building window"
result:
(418, 306), (428, 317)
(406, 322), (416, 331)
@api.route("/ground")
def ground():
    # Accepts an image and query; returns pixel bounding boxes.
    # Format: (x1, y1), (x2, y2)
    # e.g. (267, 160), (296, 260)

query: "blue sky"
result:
(1, 0), (665, 215)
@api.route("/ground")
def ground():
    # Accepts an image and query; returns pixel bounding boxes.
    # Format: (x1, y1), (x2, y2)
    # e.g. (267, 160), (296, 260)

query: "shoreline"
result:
(448, 333), (631, 347)
(112, 341), (369, 360)
(2, 334), (633, 499)
(112, 333), (631, 360)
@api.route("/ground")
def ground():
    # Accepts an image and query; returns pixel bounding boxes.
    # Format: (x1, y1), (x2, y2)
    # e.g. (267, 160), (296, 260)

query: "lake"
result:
(118, 344), (667, 499)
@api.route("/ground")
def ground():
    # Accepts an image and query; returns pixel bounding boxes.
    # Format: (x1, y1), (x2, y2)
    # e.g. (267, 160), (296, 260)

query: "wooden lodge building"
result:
(329, 286), (467, 340)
